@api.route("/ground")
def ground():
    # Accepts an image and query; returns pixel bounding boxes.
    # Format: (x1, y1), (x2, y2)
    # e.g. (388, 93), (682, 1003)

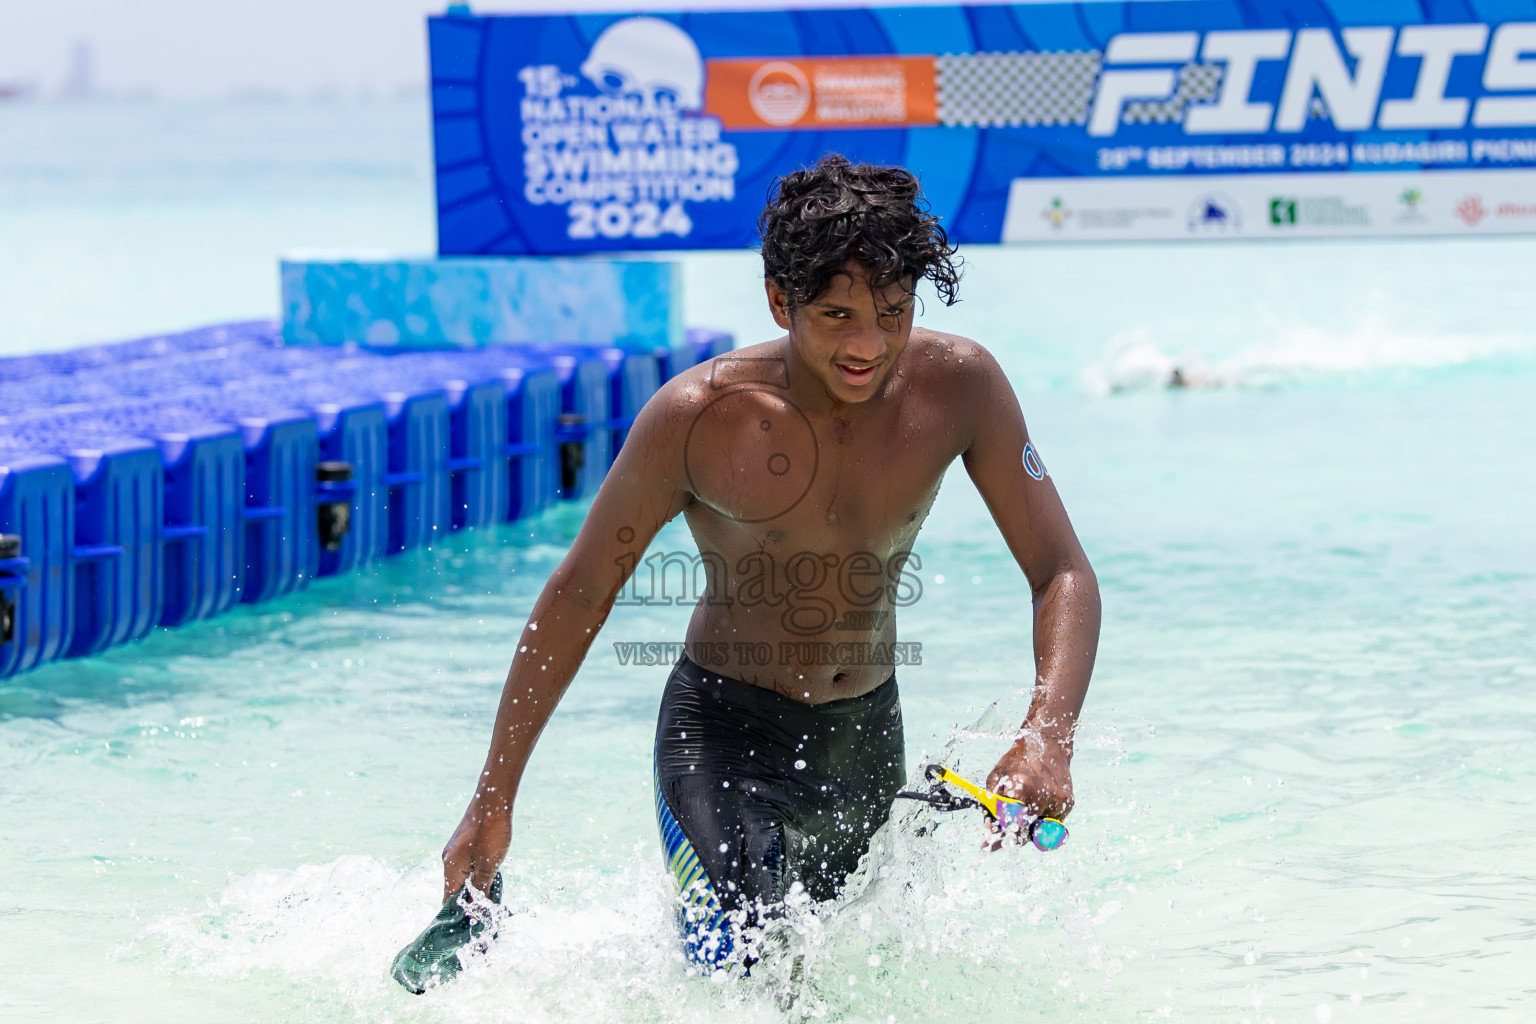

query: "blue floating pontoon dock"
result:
(0, 315), (734, 681)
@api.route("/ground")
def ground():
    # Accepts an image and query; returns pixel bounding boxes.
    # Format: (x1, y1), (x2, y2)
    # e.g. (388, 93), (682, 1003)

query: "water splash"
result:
(119, 700), (1148, 1022)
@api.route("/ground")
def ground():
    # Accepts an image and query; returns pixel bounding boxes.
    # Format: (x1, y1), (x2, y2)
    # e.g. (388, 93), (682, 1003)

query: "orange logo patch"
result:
(705, 56), (936, 130)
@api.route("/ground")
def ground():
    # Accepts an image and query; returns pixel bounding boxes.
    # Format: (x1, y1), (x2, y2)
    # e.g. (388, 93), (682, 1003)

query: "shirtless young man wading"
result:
(436, 154), (1101, 970)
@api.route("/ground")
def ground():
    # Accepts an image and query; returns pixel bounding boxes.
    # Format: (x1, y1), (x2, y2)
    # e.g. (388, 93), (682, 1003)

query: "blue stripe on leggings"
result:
(653, 763), (735, 968)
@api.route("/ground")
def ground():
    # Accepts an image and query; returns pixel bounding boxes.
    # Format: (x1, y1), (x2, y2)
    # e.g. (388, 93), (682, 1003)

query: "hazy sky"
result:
(2, 0), (1077, 98)
(4, 1), (458, 98)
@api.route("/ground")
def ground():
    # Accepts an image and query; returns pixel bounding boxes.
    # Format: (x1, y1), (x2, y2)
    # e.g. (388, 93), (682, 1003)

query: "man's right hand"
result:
(441, 801), (511, 904)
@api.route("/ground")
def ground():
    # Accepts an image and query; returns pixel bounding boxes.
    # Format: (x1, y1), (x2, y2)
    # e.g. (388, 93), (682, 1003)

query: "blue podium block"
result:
(282, 257), (681, 353)
(0, 449), (74, 679)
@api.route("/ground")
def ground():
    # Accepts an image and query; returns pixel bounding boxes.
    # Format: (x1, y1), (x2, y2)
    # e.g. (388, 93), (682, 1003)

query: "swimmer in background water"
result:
(436, 153), (1101, 969)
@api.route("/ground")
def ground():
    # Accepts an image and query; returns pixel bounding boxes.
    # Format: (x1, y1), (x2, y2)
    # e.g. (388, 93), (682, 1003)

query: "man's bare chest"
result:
(687, 400), (960, 551)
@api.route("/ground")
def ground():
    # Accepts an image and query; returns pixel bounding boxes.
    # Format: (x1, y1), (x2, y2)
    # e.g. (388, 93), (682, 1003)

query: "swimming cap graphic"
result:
(581, 17), (705, 111)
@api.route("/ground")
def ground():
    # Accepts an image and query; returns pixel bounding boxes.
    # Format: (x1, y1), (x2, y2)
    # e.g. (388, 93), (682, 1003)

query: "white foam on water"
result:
(1084, 317), (1535, 395)
(121, 705), (1146, 1023)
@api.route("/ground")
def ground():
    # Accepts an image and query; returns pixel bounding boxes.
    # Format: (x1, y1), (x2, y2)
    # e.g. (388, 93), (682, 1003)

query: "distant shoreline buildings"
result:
(0, 37), (91, 102)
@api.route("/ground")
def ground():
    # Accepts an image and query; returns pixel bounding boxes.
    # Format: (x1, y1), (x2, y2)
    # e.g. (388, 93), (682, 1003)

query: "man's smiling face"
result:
(768, 258), (916, 406)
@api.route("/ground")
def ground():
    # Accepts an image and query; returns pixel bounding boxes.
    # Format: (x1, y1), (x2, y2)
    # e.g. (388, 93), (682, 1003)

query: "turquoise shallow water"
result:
(2, 99), (1535, 1022)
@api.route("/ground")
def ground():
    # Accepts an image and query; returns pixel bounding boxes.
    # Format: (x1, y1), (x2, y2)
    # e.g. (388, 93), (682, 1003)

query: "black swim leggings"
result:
(652, 655), (906, 968)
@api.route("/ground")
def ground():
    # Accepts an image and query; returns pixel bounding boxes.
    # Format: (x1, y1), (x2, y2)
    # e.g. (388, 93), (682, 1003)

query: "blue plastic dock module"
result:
(1, 320), (281, 380)
(5, 417), (164, 658)
(231, 410), (319, 603)
(0, 450), (74, 679)
(170, 342), (340, 390)
(311, 400), (388, 575)
(87, 403), (246, 627)
(605, 348), (661, 452)
(495, 364), (561, 521)
(538, 345), (661, 459)
(358, 351), (510, 532)
(527, 349), (613, 501)
(685, 328), (735, 364)
(381, 387), (450, 553)
(436, 349), (564, 521)
(226, 378), (388, 579)
(0, 356), (53, 383)
(654, 341), (697, 383)
(324, 360), (451, 554)
(0, 372), (121, 414)
(59, 357), (231, 407)
(67, 440), (164, 657)
(442, 378), (506, 531)
(174, 394), (319, 604)
(52, 320), (281, 374)
(0, 316), (731, 683)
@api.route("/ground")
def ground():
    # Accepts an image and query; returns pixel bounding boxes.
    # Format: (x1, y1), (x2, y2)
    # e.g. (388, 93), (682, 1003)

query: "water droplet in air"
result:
(794, 759), (807, 770)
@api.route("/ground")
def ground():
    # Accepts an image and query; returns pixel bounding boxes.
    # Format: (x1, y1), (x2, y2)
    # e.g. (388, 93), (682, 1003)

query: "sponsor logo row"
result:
(1003, 169), (1536, 242)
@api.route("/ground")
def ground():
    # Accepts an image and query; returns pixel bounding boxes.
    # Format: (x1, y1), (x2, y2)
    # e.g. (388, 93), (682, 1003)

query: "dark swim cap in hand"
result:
(390, 872), (503, 994)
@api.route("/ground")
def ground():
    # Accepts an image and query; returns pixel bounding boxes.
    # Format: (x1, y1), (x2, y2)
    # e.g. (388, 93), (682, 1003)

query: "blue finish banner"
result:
(429, 2), (1536, 252)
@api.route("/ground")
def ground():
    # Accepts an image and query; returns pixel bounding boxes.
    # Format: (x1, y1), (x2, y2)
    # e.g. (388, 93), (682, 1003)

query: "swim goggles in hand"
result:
(896, 763), (1069, 851)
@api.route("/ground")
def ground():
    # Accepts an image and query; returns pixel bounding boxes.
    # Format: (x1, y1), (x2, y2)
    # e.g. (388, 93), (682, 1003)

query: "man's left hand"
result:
(983, 735), (1073, 849)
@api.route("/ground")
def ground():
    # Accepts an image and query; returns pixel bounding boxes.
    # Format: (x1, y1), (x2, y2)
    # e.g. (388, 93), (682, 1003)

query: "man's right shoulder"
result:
(636, 341), (799, 455)
(650, 341), (791, 413)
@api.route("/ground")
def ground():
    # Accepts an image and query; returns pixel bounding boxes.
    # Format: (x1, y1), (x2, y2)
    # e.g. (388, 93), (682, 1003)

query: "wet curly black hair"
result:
(758, 154), (962, 316)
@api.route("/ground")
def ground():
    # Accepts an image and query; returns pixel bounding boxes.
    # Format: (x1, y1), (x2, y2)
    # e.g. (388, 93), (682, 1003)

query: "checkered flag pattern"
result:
(1122, 62), (1224, 124)
(936, 51), (1102, 127)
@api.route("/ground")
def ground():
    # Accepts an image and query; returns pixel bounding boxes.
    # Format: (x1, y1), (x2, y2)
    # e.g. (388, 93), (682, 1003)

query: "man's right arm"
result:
(440, 377), (696, 901)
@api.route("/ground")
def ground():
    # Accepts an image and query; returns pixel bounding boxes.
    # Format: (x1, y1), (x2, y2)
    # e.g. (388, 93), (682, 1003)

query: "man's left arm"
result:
(958, 343), (1101, 829)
